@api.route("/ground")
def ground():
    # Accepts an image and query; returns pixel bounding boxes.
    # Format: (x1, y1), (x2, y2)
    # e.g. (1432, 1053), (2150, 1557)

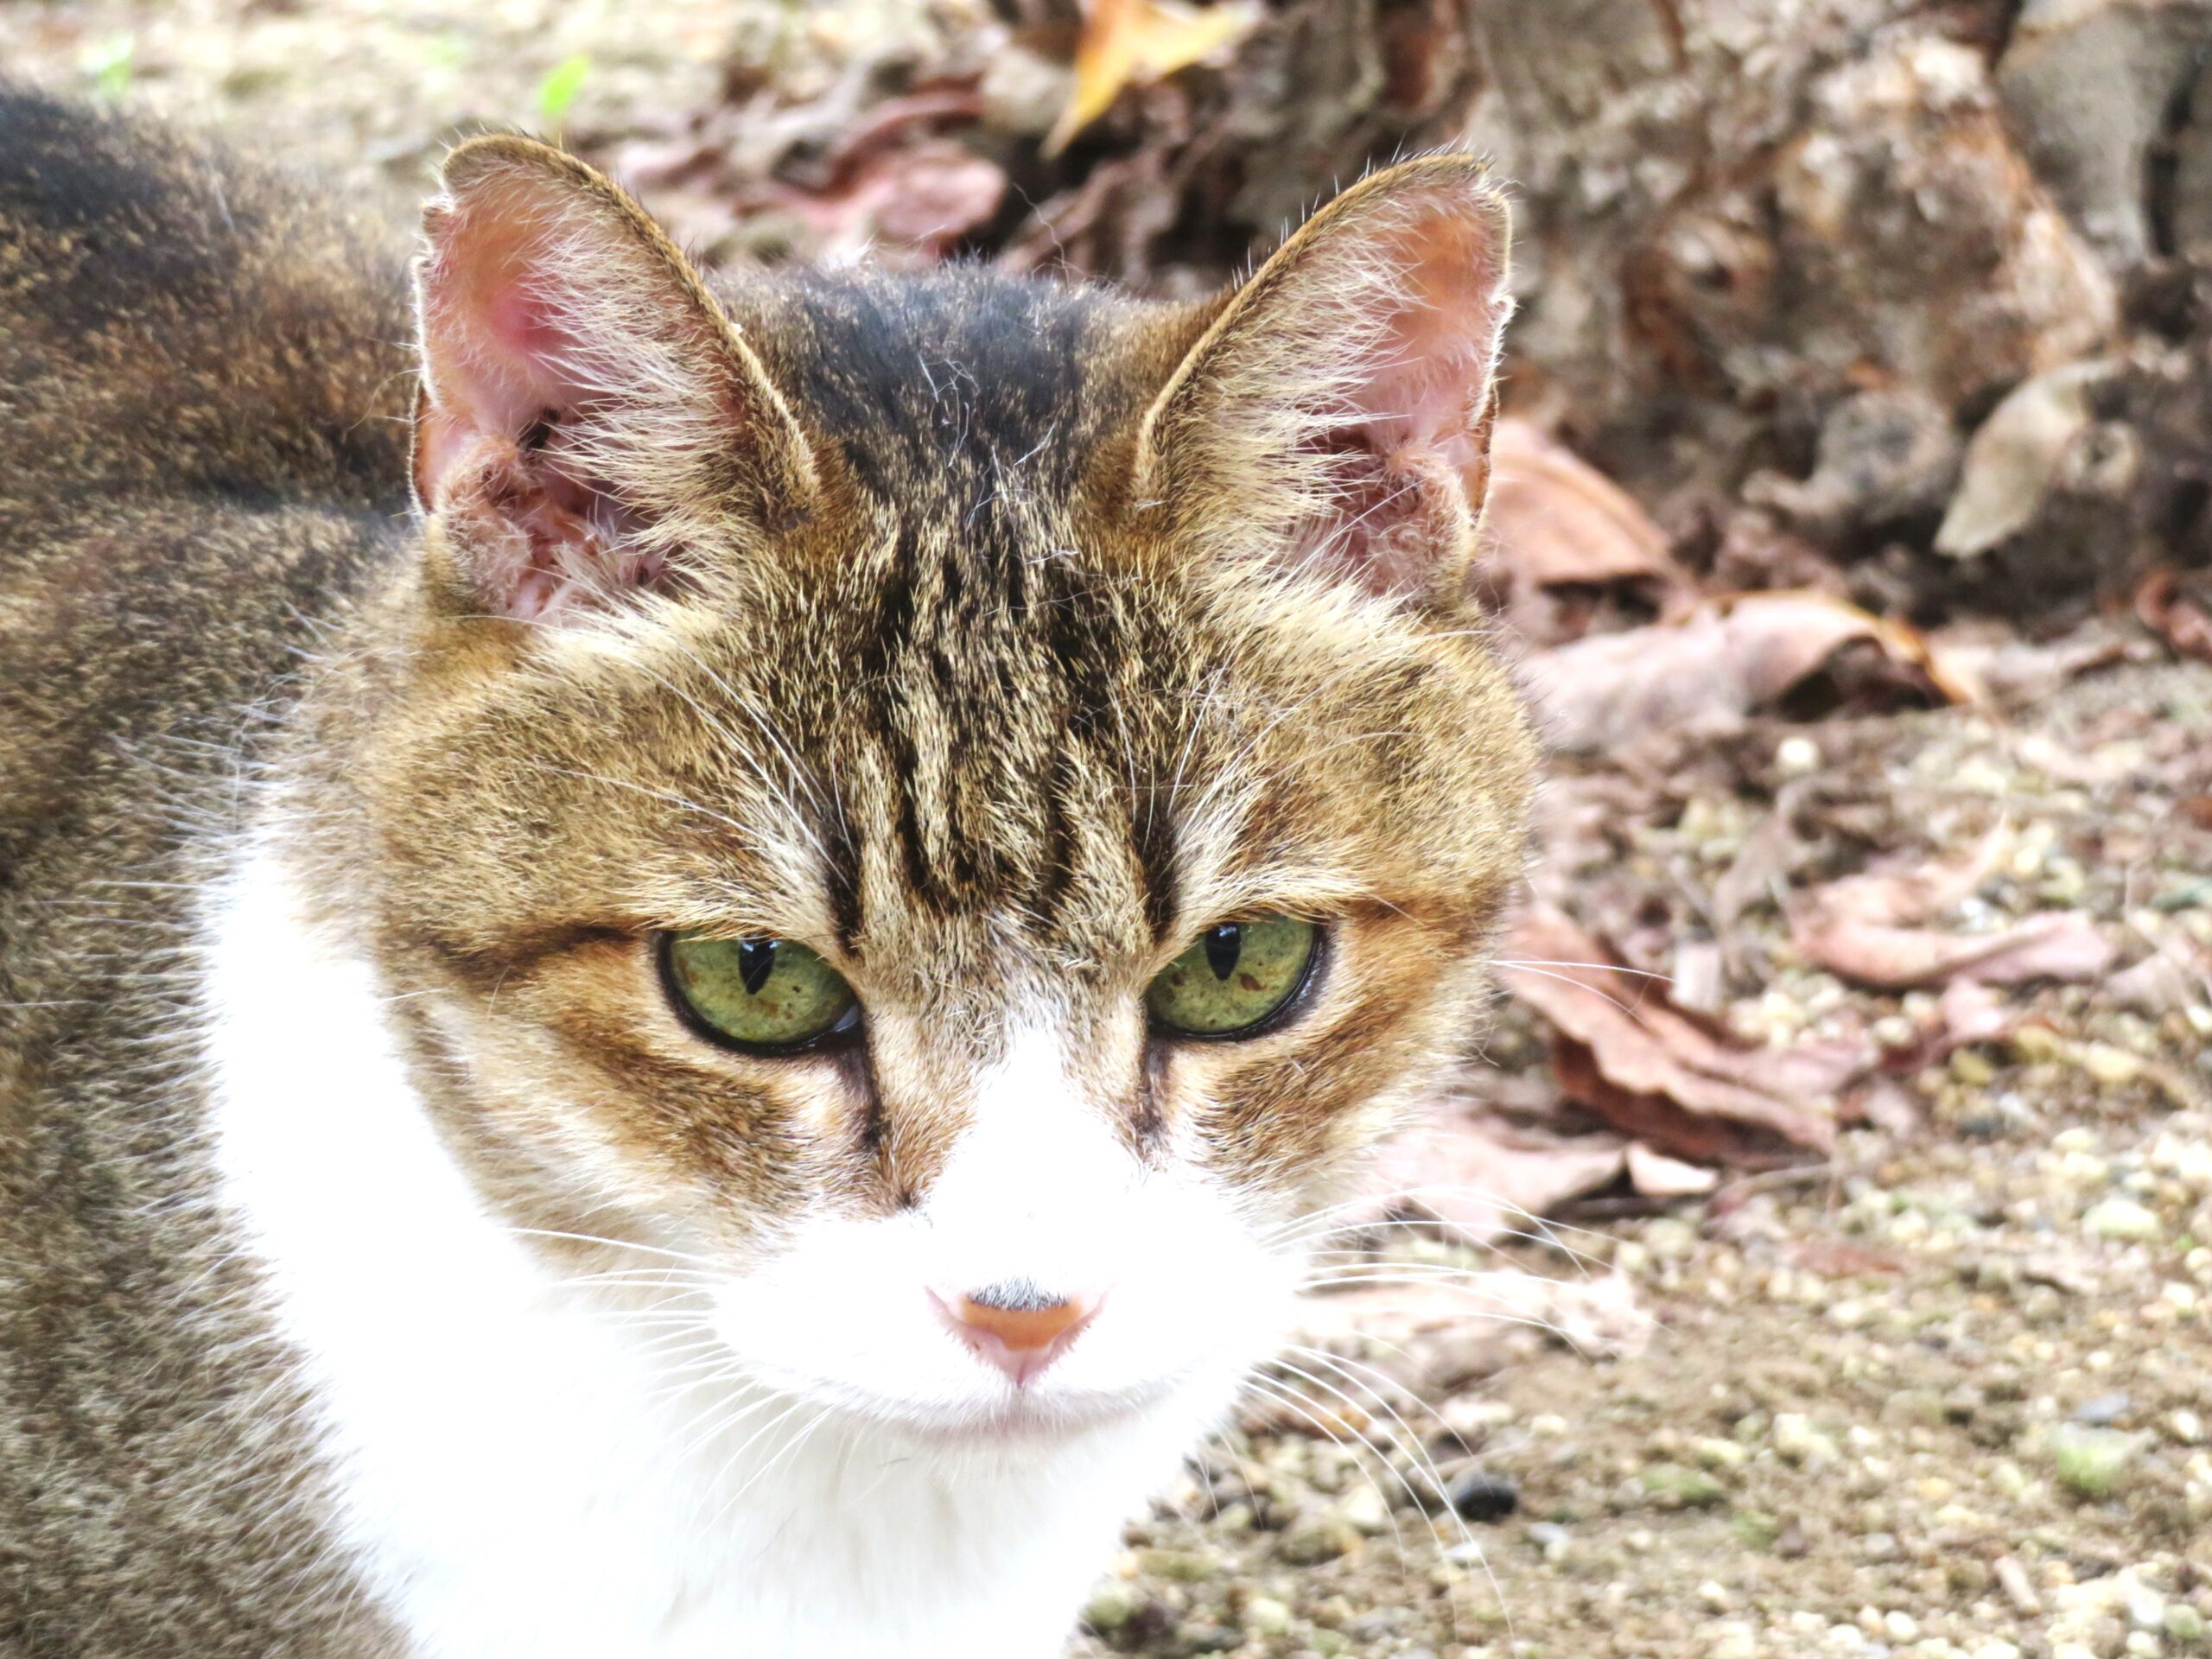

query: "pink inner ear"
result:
(1301, 199), (1510, 595)
(1342, 203), (1507, 475)
(413, 182), (673, 620)
(416, 217), (591, 505)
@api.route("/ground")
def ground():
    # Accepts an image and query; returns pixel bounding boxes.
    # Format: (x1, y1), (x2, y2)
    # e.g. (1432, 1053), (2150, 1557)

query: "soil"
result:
(3, 7), (2207, 1657)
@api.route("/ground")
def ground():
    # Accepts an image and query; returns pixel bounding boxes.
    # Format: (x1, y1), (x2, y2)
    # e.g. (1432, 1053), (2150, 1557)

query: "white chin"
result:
(753, 1363), (1198, 1452)
(880, 1382), (1175, 1446)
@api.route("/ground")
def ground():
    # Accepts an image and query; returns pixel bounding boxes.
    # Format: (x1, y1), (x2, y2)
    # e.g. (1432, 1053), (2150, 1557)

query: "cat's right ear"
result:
(411, 136), (817, 623)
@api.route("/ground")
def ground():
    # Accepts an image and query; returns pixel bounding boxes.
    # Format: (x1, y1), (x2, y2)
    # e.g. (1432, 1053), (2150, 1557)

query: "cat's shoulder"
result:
(0, 84), (416, 517)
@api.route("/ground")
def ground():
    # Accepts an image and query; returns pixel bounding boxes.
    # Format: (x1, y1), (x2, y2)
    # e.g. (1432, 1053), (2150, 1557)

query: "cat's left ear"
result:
(1134, 156), (1512, 606)
(412, 135), (817, 621)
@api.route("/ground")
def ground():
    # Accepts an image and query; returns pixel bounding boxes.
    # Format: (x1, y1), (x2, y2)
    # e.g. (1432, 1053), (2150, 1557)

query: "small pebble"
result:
(1175, 1624), (1242, 1654)
(1995, 1555), (2042, 1613)
(1333, 1486), (1391, 1537)
(2083, 1198), (2162, 1243)
(1139, 1548), (1207, 1585)
(1640, 1463), (1728, 1509)
(1776, 734), (1823, 775)
(1525, 1521), (1570, 1562)
(2126, 1583), (2170, 1631)
(2074, 1392), (2133, 1427)
(1082, 1581), (1145, 1634)
(1275, 1513), (1358, 1566)
(1241, 1596), (1293, 1637)
(1774, 1412), (1840, 1466)
(2050, 1425), (2145, 1498)
(1446, 1468), (1519, 1523)
(1696, 1436), (1751, 1471)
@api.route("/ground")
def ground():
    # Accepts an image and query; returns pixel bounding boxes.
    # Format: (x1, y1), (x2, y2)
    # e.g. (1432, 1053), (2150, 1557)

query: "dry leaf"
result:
(1803, 823), (2010, 930)
(1938, 977), (2015, 1047)
(2138, 567), (2212, 664)
(2106, 935), (2212, 1017)
(1787, 832), (2116, 991)
(766, 137), (1006, 263)
(1524, 590), (1967, 753)
(1500, 906), (1851, 1163)
(1929, 616), (2140, 708)
(1789, 1236), (1905, 1278)
(1484, 419), (1691, 644)
(1363, 1105), (1628, 1248)
(1792, 909), (2115, 991)
(1935, 360), (2110, 558)
(1625, 1141), (1720, 1198)
(1292, 1271), (1649, 1402)
(1044, 0), (1257, 156)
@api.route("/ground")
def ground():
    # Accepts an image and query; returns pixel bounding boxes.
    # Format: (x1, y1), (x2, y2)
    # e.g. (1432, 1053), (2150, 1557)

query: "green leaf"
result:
(81, 33), (136, 100)
(536, 54), (590, 130)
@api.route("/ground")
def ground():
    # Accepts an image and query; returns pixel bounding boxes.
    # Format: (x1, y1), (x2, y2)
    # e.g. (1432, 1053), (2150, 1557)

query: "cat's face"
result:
(321, 140), (1532, 1446)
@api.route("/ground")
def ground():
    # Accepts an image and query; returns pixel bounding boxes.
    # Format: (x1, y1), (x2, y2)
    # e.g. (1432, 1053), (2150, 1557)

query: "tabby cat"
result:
(0, 87), (1534, 1657)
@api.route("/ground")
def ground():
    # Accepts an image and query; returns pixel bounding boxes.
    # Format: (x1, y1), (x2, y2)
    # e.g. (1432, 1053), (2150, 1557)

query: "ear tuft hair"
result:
(1135, 156), (1514, 605)
(412, 135), (816, 622)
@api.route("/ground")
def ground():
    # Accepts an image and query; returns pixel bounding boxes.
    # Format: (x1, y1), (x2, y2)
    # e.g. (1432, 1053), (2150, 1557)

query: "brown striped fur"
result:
(0, 88), (1534, 1653)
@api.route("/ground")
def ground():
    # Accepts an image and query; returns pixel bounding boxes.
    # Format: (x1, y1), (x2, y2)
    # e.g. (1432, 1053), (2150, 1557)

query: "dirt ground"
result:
(5, 6), (2209, 1657)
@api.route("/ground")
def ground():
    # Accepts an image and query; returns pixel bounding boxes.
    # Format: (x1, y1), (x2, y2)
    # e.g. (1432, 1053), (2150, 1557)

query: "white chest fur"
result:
(200, 849), (1198, 1658)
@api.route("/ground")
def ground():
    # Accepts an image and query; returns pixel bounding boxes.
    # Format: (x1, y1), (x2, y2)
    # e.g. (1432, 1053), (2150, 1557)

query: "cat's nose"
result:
(937, 1281), (1100, 1385)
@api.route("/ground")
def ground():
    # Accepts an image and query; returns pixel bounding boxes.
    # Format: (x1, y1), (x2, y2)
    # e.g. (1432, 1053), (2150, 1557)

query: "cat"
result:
(0, 86), (1535, 1658)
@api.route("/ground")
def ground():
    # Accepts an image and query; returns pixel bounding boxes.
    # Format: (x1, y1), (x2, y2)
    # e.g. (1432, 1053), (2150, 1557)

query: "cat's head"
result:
(319, 137), (1533, 1445)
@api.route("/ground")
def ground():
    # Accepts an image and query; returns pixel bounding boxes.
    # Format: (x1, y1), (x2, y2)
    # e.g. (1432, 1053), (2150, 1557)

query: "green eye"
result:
(1146, 916), (1320, 1039)
(664, 934), (859, 1052)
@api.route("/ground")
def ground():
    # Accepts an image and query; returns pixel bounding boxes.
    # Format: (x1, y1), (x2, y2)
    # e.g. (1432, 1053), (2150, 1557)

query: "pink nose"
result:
(937, 1283), (1100, 1385)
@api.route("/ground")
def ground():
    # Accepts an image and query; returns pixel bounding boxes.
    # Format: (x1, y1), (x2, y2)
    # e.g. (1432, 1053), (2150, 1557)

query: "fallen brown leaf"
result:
(1624, 1141), (1720, 1198)
(1786, 831), (2116, 991)
(767, 137), (1006, 263)
(1523, 590), (1967, 753)
(1789, 1236), (1906, 1278)
(1363, 1104), (1627, 1248)
(2107, 934), (2212, 1016)
(1937, 977), (2015, 1048)
(1929, 617), (2139, 708)
(2138, 567), (2212, 664)
(1801, 823), (2009, 931)
(1044, 0), (1257, 156)
(1793, 909), (2115, 991)
(1935, 359), (2109, 558)
(1291, 1271), (1649, 1402)
(1483, 419), (1693, 645)
(1500, 906), (1853, 1164)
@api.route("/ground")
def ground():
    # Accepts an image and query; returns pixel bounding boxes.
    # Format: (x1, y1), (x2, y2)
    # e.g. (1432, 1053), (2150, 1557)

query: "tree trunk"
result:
(638, 0), (2212, 615)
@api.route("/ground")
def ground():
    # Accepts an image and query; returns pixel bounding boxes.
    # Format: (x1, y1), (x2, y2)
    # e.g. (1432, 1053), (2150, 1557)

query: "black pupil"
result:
(738, 939), (777, 996)
(1204, 924), (1243, 982)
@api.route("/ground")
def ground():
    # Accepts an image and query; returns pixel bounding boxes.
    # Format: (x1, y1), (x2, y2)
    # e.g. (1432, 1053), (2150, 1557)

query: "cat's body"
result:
(0, 90), (1535, 1656)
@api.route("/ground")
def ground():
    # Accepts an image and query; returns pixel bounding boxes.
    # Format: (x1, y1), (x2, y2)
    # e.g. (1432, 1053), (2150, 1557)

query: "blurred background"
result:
(6, 3), (2209, 1655)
